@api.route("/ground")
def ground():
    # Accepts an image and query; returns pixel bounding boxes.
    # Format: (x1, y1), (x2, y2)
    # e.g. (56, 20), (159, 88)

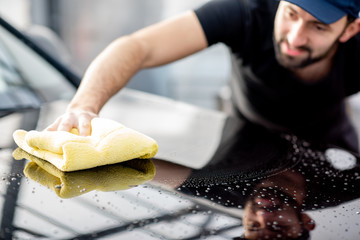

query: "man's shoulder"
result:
(197, 0), (278, 13)
(194, 0), (278, 47)
(196, 0), (278, 24)
(241, 0), (279, 12)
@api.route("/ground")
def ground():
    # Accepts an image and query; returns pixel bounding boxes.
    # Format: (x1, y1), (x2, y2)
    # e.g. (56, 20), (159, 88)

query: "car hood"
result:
(1, 88), (360, 240)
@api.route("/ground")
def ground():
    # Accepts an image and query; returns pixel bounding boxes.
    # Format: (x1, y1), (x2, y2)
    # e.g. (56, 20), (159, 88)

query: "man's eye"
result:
(315, 24), (326, 31)
(286, 10), (296, 19)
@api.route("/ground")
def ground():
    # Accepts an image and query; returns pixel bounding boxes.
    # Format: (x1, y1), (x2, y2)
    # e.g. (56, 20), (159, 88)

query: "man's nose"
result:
(255, 210), (277, 228)
(287, 22), (308, 48)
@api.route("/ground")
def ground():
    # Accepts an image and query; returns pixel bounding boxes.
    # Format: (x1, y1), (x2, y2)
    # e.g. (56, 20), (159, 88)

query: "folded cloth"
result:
(13, 148), (156, 198)
(13, 117), (158, 171)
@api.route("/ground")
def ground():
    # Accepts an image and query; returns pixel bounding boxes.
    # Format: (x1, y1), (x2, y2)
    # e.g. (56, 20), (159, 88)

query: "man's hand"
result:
(45, 110), (98, 136)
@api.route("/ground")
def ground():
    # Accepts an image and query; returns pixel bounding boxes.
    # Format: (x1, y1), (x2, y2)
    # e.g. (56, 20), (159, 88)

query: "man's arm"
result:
(47, 10), (208, 136)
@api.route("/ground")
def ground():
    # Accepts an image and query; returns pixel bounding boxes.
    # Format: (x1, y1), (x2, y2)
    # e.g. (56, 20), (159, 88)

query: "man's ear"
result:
(301, 213), (316, 231)
(340, 18), (360, 43)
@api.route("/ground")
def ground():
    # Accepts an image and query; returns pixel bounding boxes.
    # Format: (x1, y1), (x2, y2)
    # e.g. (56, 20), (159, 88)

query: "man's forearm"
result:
(67, 35), (148, 114)
(67, 11), (207, 115)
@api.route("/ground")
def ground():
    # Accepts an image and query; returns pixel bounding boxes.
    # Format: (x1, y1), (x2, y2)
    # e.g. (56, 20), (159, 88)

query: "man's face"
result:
(273, 1), (349, 69)
(242, 188), (305, 239)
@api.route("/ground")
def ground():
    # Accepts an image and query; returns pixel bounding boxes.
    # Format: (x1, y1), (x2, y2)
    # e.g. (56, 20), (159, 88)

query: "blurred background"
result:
(0, 0), (231, 110)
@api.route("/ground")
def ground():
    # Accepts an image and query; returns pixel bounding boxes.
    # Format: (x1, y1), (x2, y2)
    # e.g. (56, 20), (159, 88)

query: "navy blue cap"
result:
(284, 0), (360, 24)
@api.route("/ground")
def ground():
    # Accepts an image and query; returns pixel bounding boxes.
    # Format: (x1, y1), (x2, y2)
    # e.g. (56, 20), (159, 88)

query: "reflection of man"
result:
(152, 124), (315, 239)
(152, 144), (316, 239)
(153, 159), (316, 239)
(241, 171), (315, 240)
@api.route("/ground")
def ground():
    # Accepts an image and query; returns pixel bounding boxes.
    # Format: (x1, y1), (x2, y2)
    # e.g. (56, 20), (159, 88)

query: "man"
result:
(240, 170), (315, 239)
(47, 0), (360, 152)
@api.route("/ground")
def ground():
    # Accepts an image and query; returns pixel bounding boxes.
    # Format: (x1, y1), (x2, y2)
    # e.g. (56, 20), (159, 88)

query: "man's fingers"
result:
(78, 117), (92, 136)
(57, 121), (75, 132)
(45, 114), (76, 132)
(44, 111), (97, 137)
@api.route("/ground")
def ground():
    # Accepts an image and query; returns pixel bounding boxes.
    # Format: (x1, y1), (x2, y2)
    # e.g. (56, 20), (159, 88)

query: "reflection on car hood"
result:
(1, 92), (360, 239)
(13, 147), (156, 199)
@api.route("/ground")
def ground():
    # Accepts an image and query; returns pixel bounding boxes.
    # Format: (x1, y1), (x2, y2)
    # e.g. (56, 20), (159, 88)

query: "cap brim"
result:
(284, 0), (347, 24)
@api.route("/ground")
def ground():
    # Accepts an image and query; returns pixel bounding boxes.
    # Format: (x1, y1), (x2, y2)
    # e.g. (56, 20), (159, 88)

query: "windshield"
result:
(0, 38), (42, 113)
(0, 19), (76, 115)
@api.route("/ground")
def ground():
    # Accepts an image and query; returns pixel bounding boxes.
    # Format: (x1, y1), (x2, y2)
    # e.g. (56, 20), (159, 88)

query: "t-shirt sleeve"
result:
(194, 0), (246, 48)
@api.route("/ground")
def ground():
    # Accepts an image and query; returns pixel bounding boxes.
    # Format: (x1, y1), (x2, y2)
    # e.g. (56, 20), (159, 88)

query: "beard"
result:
(273, 35), (339, 69)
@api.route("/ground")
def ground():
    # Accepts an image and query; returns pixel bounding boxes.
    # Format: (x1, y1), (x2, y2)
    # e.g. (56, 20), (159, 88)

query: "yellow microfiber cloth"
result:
(13, 117), (158, 171)
(13, 148), (156, 198)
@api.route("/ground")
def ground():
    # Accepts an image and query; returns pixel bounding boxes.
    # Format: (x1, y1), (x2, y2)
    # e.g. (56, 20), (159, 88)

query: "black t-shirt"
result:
(194, 0), (360, 150)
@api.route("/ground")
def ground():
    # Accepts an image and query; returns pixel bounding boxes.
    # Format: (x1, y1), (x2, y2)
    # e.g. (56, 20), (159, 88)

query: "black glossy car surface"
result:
(0, 16), (359, 240)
